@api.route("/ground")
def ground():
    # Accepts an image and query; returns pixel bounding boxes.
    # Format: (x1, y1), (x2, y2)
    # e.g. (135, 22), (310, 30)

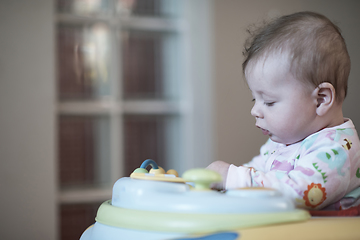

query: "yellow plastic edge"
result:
(130, 173), (185, 183)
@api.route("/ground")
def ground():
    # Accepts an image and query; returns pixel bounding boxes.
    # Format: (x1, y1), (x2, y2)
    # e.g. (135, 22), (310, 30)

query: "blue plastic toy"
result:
(80, 159), (310, 240)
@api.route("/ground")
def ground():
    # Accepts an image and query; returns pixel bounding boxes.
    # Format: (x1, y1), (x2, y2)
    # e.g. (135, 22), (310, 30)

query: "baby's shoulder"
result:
(297, 125), (360, 158)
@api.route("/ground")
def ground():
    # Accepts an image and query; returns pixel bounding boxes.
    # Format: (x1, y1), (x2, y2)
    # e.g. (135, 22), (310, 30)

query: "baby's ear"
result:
(314, 82), (335, 116)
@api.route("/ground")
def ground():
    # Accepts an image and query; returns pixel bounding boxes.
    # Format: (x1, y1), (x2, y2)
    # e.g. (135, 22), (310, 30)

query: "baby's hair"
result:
(243, 11), (351, 101)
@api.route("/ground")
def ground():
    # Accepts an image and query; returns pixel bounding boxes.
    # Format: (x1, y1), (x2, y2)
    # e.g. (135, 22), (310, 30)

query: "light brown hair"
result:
(243, 11), (351, 101)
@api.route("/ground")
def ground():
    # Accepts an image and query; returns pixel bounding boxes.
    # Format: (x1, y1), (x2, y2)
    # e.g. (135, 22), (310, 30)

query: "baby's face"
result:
(246, 53), (318, 145)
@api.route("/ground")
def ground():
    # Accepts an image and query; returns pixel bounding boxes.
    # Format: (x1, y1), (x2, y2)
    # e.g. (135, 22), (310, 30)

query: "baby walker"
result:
(80, 159), (310, 240)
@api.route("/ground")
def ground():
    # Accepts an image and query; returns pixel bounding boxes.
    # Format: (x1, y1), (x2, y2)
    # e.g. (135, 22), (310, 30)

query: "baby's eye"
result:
(264, 102), (275, 106)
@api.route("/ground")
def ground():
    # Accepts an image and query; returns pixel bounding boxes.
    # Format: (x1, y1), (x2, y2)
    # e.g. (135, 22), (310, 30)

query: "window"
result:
(55, 0), (213, 239)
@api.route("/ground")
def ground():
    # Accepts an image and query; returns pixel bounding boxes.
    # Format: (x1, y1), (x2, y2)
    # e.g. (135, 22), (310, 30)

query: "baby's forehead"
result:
(245, 51), (291, 76)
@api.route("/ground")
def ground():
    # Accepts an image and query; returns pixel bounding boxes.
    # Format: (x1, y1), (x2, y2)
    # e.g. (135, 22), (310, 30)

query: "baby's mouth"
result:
(261, 129), (270, 136)
(257, 126), (270, 136)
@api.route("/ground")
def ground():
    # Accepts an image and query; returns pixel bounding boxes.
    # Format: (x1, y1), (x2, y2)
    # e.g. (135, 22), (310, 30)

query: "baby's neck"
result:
(322, 102), (344, 129)
(286, 104), (344, 147)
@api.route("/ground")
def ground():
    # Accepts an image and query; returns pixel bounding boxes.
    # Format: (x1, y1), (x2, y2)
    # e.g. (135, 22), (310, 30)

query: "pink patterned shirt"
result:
(226, 118), (360, 210)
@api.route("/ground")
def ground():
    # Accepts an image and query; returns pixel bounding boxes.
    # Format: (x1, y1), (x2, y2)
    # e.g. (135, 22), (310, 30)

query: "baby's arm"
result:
(206, 161), (231, 190)
(206, 140), (271, 190)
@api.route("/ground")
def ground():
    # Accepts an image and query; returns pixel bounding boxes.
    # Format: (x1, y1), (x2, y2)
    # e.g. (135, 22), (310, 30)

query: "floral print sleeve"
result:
(226, 119), (360, 210)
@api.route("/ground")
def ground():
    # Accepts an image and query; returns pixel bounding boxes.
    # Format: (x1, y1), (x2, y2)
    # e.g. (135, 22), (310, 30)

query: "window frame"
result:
(55, 0), (214, 230)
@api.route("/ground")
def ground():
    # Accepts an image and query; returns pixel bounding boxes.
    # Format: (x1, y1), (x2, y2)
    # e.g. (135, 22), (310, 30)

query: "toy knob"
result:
(132, 168), (148, 174)
(182, 168), (222, 190)
(149, 166), (165, 175)
(166, 169), (179, 177)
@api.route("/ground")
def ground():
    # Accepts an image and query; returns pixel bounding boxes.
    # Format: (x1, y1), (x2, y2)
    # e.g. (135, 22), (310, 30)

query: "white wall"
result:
(0, 0), (57, 239)
(213, 0), (360, 166)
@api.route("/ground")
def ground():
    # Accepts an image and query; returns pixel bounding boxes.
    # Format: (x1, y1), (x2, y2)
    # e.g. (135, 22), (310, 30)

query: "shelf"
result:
(122, 100), (181, 114)
(56, 13), (184, 32)
(58, 187), (112, 204)
(57, 100), (182, 115)
(57, 100), (118, 115)
(56, 13), (112, 25)
(120, 16), (184, 32)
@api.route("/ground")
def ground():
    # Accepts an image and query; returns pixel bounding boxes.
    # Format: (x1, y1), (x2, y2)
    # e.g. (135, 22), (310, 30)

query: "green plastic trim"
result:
(132, 168), (148, 174)
(95, 200), (310, 233)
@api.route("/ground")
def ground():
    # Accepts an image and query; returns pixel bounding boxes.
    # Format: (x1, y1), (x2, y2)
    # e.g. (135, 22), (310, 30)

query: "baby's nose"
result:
(251, 104), (263, 118)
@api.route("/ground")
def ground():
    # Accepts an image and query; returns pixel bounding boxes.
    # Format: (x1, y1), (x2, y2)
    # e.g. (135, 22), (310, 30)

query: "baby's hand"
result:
(206, 161), (231, 190)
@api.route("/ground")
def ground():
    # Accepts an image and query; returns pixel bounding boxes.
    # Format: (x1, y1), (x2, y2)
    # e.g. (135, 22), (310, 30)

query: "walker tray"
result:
(80, 159), (310, 240)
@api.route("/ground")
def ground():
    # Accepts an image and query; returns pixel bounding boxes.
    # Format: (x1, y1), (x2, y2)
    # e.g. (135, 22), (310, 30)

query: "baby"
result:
(207, 11), (360, 210)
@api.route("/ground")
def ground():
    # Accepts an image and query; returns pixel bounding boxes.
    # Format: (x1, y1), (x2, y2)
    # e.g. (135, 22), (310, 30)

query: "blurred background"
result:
(1, 0), (359, 239)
